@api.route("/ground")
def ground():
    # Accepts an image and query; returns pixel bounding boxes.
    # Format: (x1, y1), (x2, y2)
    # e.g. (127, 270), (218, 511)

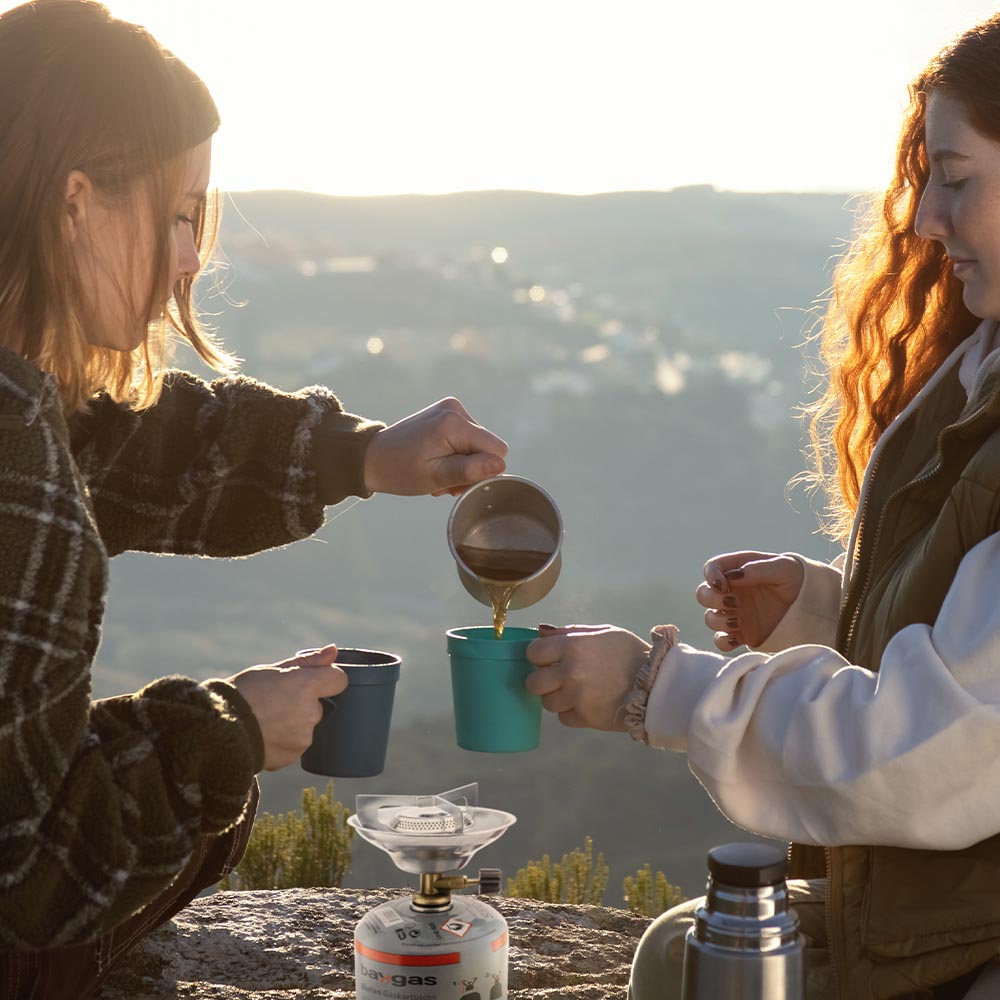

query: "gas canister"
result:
(349, 784), (516, 1000)
(355, 891), (507, 1000)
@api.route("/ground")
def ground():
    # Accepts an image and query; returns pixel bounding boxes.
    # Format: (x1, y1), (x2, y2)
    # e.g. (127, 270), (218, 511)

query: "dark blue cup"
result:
(300, 648), (401, 778)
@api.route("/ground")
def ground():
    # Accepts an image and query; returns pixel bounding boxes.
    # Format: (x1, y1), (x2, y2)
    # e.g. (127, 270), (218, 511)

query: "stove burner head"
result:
(384, 804), (473, 835)
(349, 783), (517, 875)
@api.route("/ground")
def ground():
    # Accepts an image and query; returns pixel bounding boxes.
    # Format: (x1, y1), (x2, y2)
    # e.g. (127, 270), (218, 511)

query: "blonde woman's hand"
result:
(696, 551), (804, 651)
(228, 644), (347, 771)
(525, 624), (650, 731)
(362, 397), (508, 497)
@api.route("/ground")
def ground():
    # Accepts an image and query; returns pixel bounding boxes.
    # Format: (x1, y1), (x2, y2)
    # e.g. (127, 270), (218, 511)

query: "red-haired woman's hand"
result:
(524, 624), (651, 731)
(696, 551), (804, 652)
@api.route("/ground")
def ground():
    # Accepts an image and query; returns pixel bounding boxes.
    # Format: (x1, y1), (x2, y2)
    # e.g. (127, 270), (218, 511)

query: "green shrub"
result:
(505, 836), (609, 905)
(623, 863), (684, 917)
(218, 782), (354, 890)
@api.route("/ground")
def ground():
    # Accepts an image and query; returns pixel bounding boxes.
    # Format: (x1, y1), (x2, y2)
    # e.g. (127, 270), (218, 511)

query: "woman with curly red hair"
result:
(527, 12), (1000, 999)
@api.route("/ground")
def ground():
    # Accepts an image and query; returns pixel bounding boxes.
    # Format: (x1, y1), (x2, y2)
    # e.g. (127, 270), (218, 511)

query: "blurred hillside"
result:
(95, 187), (856, 894)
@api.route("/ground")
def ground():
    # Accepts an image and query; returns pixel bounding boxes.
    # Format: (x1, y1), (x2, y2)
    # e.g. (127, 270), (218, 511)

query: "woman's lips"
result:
(951, 258), (976, 277)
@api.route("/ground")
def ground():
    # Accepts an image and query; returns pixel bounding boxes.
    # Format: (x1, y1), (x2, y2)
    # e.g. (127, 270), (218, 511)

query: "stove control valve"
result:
(476, 868), (502, 896)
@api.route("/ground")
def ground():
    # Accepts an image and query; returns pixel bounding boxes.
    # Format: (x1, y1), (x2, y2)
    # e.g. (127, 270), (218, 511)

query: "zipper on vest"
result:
(840, 449), (882, 660)
(825, 846), (843, 1000)
(787, 840), (845, 999)
(841, 399), (990, 658)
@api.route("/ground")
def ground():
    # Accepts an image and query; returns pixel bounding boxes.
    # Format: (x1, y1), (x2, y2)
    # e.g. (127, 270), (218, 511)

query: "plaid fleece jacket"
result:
(0, 348), (380, 949)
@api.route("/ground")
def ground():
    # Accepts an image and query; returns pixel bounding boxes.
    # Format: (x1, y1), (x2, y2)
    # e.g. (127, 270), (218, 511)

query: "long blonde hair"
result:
(0, 0), (235, 414)
(804, 15), (1000, 541)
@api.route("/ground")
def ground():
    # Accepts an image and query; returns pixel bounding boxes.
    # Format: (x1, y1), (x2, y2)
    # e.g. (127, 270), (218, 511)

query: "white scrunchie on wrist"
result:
(623, 624), (679, 745)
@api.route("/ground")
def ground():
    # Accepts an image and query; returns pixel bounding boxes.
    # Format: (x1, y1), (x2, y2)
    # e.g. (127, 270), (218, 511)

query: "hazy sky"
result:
(20, 0), (1000, 195)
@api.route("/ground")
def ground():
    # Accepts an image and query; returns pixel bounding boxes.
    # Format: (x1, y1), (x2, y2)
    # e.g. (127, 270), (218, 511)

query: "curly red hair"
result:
(806, 14), (1000, 540)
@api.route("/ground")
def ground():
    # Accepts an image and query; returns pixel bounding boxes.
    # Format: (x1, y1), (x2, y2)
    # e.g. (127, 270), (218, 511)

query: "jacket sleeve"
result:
(0, 410), (264, 949)
(643, 532), (1000, 851)
(751, 552), (846, 652)
(69, 371), (383, 558)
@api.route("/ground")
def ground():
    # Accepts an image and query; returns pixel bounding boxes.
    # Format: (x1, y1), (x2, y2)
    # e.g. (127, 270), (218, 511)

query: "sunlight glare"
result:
(86, 0), (1000, 195)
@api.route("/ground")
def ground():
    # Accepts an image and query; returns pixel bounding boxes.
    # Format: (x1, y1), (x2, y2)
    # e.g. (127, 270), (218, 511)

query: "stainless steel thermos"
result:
(681, 843), (805, 1000)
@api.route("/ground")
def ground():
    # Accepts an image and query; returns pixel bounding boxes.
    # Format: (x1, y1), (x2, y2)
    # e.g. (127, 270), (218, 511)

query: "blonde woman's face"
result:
(68, 139), (212, 351)
(916, 92), (1000, 321)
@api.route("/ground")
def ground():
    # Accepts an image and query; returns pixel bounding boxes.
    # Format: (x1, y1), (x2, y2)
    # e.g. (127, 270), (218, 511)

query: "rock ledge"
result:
(97, 887), (649, 998)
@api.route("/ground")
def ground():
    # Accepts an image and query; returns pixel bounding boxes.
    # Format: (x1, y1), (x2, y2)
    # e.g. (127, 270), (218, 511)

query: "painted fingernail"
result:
(710, 579), (725, 591)
(727, 617), (739, 629)
(723, 595), (738, 609)
(725, 568), (745, 581)
(728, 636), (740, 648)
(539, 623), (556, 630)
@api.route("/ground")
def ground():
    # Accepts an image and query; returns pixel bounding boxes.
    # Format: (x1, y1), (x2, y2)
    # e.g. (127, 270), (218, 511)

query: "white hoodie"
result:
(644, 319), (1000, 853)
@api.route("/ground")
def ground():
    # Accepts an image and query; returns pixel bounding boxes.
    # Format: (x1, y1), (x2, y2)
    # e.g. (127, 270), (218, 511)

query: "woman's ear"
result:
(62, 169), (93, 243)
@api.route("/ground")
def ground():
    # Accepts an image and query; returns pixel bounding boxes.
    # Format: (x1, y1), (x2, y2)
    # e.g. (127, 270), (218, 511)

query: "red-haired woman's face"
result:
(64, 140), (211, 351)
(916, 91), (1000, 321)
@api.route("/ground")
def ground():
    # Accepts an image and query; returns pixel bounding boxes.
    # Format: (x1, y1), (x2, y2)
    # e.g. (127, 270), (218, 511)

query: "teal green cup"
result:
(301, 649), (401, 777)
(447, 626), (541, 752)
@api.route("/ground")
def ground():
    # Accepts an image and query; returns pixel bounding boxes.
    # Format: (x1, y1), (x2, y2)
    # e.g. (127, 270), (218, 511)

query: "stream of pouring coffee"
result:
(455, 544), (552, 637)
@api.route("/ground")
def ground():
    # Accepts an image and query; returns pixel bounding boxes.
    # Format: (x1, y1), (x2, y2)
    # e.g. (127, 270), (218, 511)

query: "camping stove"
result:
(349, 783), (516, 1000)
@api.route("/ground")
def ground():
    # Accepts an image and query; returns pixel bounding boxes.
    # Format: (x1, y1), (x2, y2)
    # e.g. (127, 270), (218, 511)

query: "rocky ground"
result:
(96, 887), (650, 999)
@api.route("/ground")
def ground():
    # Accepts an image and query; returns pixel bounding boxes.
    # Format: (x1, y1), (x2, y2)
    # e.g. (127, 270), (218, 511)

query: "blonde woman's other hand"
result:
(228, 644), (347, 771)
(363, 397), (508, 497)
(525, 624), (650, 731)
(697, 551), (804, 652)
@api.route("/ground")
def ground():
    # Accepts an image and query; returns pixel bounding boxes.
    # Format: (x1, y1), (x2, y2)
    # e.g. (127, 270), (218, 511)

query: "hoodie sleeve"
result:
(643, 533), (1000, 851)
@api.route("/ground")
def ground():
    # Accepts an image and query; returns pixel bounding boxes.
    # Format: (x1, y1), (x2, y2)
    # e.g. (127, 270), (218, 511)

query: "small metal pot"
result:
(447, 475), (563, 611)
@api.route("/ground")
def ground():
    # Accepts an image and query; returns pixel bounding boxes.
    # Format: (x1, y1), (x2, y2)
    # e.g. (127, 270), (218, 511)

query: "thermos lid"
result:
(707, 843), (788, 888)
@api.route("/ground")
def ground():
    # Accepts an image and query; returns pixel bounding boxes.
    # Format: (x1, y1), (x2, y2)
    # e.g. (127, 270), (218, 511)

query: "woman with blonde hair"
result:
(527, 11), (1000, 999)
(0, 2), (507, 996)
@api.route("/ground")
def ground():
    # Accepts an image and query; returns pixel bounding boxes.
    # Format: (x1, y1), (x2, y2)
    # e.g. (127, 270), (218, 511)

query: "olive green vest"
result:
(790, 361), (1000, 999)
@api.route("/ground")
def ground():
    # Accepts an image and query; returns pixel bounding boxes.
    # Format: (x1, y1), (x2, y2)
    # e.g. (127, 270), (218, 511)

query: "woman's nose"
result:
(176, 229), (201, 280)
(914, 185), (951, 242)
